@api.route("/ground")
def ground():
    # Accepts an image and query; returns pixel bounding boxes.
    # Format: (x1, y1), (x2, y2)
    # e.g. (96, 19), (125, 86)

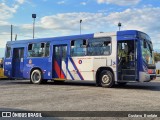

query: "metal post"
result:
(118, 22), (122, 31)
(32, 14), (36, 39)
(33, 18), (35, 39)
(11, 24), (13, 41)
(15, 34), (17, 41)
(80, 19), (82, 35)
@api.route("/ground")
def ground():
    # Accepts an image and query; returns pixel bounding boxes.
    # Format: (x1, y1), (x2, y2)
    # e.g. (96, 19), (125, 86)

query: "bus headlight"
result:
(148, 69), (155, 74)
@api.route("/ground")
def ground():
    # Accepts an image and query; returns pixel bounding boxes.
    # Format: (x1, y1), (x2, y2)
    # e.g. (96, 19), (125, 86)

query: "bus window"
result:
(45, 42), (50, 57)
(55, 46), (60, 59)
(6, 46), (11, 58)
(28, 44), (33, 50)
(28, 43), (46, 57)
(71, 39), (87, 56)
(71, 40), (75, 46)
(87, 37), (111, 56)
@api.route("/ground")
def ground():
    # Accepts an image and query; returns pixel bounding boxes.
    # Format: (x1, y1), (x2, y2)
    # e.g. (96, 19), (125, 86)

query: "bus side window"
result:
(71, 39), (86, 56)
(6, 46), (11, 58)
(103, 41), (111, 55)
(71, 40), (74, 46)
(28, 44), (32, 50)
(87, 37), (111, 56)
(71, 40), (75, 56)
(39, 43), (45, 57)
(45, 42), (50, 57)
(28, 44), (33, 57)
(28, 43), (48, 57)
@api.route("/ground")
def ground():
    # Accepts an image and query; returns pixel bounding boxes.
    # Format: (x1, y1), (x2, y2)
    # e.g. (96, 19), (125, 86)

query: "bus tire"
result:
(100, 70), (114, 88)
(30, 69), (43, 84)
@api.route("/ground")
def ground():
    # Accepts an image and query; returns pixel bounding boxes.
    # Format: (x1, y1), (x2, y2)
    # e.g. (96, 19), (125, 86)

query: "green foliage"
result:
(154, 52), (160, 62)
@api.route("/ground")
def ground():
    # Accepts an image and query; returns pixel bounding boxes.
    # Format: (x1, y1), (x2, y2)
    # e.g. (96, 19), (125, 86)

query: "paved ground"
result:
(0, 78), (160, 119)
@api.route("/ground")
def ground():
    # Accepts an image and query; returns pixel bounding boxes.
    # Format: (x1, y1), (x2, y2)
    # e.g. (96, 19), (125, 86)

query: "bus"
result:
(0, 58), (7, 79)
(3, 30), (156, 87)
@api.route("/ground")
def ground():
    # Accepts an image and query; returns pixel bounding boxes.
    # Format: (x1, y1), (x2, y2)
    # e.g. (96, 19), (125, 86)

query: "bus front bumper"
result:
(139, 72), (156, 82)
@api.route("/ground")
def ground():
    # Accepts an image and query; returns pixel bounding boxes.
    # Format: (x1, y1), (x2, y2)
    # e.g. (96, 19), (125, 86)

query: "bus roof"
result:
(6, 33), (94, 45)
(6, 30), (147, 45)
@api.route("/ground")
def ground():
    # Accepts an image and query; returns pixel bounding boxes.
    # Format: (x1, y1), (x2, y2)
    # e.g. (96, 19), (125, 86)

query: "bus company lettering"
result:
(128, 114), (157, 118)
(128, 114), (143, 118)
(12, 112), (42, 118)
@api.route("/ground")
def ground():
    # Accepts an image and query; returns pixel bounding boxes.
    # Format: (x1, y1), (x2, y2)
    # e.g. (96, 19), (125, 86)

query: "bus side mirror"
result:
(143, 40), (147, 48)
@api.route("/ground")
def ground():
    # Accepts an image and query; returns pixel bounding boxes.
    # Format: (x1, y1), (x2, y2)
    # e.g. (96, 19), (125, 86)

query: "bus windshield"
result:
(141, 39), (154, 65)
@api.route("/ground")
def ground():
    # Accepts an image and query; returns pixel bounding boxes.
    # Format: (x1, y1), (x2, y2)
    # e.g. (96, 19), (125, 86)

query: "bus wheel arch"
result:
(96, 67), (115, 88)
(30, 67), (43, 84)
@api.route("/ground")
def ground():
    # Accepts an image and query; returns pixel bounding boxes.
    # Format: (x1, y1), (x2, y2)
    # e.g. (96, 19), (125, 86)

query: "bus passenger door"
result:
(53, 45), (67, 79)
(12, 48), (24, 78)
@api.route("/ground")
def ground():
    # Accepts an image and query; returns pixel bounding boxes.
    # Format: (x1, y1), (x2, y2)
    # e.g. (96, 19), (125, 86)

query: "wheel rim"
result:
(32, 72), (41, 82)
(102, 75), (110, 84)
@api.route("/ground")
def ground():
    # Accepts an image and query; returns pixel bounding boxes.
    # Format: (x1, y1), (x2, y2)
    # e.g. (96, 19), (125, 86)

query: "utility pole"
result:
(118, 22), (122, 31)
(32, 14), (36, 39)
(80, 19), (82, 35)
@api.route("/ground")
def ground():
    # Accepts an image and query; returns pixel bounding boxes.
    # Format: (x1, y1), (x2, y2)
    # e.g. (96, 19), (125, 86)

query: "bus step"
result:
(122, 75), (136, 81)
(122, 69), (135, 75)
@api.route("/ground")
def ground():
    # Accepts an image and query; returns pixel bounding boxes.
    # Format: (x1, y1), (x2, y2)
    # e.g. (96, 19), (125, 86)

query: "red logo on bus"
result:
(78, 60), (82, 64)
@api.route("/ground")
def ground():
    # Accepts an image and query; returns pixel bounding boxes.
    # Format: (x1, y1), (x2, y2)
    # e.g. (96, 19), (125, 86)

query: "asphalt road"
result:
(0, 78), (160, 119)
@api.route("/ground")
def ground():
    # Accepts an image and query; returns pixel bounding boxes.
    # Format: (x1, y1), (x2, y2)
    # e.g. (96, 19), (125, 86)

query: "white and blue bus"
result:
(4, 30), (156, 87)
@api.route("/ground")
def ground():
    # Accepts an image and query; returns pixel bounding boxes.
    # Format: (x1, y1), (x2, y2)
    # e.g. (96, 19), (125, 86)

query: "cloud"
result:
(0, 0), (26, 48)
(0, 6), (160, 50)
(57, 1), (65, 5)
(106, 8), (160, 32)
(0, 3), (17, 21)
(39, 12), (106, 32)
(35, 7), (160, 50)
(16, 0), (25, 4)
(97, 0), (141, 6)
(5, 7), (160, 37)
(80, 2), (87, 6)
(0, 0), (26, 21)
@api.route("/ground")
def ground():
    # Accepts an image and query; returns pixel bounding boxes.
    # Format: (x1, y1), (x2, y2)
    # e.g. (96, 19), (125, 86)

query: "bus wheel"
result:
(30, 69), (43, 84)
(100, 70), (114, 88)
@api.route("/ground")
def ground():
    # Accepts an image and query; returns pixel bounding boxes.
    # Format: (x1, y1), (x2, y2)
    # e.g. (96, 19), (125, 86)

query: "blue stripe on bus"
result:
(67, 68), (74, 80)
(69, 57), (84, 80)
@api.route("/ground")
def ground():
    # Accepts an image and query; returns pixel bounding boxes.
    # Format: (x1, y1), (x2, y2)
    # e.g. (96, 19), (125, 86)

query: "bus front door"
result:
(53, 45), (67, 79)
(12, 48), (24, 78)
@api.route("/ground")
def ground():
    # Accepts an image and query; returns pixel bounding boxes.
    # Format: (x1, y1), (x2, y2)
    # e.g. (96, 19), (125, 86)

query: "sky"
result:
(0, 0), (160, 56)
